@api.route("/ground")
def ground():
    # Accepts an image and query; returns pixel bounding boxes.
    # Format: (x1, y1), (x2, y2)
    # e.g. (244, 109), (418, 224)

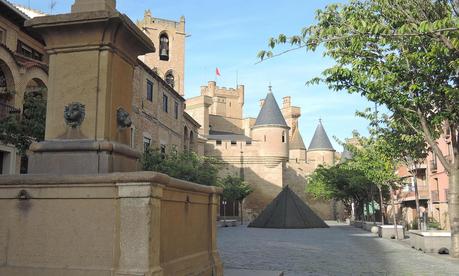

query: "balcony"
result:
(0, 102), (20, 120)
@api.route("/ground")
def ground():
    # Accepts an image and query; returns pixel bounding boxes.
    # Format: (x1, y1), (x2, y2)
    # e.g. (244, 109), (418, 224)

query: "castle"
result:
(0, 4), (342, 220)
(186, 82), (341, 219)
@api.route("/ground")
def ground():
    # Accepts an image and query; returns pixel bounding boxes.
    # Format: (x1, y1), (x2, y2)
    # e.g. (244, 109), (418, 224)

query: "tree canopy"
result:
(142, 148), (220, 186)
(0, 90), (46, 155)
(259, 0), (459, 256)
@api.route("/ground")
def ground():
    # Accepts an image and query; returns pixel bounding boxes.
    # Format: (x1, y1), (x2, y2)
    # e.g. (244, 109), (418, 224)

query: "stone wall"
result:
(0, 172), (222, 276)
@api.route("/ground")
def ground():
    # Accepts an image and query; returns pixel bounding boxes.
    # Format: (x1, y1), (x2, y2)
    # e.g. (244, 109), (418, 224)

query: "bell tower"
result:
(137, 10), (186, 96)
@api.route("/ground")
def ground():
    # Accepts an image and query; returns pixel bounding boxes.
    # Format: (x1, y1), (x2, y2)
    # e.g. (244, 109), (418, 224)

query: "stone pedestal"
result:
(25, 7), (155, 174)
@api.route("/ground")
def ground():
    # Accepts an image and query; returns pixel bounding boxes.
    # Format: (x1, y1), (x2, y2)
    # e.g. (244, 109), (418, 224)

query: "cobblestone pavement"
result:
(217, 223), (459, 275)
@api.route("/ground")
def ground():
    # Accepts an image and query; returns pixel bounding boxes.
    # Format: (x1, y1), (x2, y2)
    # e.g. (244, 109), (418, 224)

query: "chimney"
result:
(283, 96), (291, 108)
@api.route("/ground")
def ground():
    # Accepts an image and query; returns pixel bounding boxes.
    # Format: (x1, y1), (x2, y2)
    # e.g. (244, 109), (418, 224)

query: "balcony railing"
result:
(0, 102), (20, 120)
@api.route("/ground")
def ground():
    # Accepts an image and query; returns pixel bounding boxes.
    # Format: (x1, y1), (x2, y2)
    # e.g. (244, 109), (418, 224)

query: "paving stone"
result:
(217, 224), (459, 275)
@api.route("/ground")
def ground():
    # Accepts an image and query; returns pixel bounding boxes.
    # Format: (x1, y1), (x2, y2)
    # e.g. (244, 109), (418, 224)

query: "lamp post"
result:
(222, 200), (227, 227)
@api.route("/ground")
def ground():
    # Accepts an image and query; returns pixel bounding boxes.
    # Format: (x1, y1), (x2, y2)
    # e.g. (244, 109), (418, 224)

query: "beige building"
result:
(137, 10), (186, 96)
(187, 82), (340, 220)
(0, 2), (197, 175)
(131, 61), (200, 156)
(0, 0), (48, 174)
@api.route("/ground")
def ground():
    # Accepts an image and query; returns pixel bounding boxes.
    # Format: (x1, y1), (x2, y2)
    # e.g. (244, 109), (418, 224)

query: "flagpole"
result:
(236, 70), (239, 87)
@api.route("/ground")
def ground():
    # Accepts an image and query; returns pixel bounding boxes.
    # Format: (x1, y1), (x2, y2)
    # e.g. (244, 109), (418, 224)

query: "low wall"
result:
(0, 172), (223, 276)
(409, 230), (451, 253)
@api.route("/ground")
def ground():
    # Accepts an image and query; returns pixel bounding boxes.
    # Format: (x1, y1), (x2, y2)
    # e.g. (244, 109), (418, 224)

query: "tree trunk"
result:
(413, 169), (422, 230)
(390, 186), (399, 240)
(379, 186), (384, 224)
(449, 168), (459, 258)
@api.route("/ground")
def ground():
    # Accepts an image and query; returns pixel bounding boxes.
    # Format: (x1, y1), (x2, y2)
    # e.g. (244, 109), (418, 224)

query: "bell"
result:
(160, 48), (168, 57)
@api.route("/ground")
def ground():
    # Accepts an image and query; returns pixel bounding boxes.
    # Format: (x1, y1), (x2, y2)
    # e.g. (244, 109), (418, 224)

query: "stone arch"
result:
(0, 46), (20, 105)
(164, 69), (175, 88)
(20, 66), (48, 104)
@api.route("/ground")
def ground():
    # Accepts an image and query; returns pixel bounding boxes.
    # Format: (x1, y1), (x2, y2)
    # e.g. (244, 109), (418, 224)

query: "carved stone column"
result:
(25, 1), (155, 174)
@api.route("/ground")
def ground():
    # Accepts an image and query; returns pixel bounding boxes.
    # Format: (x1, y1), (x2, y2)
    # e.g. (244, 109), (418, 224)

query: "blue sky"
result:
(15, 0), (372, 151)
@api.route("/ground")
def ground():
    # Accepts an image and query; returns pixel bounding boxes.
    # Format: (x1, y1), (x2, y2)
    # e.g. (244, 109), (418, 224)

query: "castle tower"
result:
(290, 127), (307, 163)
(137, 10), (186, 95)
(307, 120), (335, 167)
(251, 86), (290, 161)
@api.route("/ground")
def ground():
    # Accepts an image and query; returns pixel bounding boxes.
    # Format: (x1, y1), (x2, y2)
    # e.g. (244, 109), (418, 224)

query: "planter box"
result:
(408, 230), (451, 253)
(363, 222), (381, 232)
(378, 225), (404, 239)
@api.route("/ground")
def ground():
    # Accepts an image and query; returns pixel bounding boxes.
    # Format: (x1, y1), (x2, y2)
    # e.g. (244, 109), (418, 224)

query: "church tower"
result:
(137, 10), (186, 95)
(251, 86), (290, 162)
(307, 120), (335, 167)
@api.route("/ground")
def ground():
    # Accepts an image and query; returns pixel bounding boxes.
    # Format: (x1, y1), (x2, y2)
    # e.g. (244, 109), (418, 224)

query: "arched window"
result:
(184, 126), (189, 151)
(159, 33), (169, 61)
(189, 131), (194, 151)
(165, 72), (175, 88)
(282, 131), (286, 143)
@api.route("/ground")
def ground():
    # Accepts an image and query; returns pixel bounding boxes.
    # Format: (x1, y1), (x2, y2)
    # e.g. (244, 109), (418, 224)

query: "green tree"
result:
(307, 164), (376, 220)
(0, 90), (46, 155)
(217, 175), (253, 223)
(141, 148), (220, 186)
(259, 0), (459, 257)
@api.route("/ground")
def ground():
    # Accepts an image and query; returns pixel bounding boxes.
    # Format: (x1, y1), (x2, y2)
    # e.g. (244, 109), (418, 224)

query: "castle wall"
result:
(307, 150), (336, 169)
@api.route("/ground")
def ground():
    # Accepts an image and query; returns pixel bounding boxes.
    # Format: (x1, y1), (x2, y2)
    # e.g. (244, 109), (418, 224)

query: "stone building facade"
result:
(0, 2), (197, 175)
(186, 81), (340, 220)
(0, 0), (48, 174)
(131, 61), (200, 156)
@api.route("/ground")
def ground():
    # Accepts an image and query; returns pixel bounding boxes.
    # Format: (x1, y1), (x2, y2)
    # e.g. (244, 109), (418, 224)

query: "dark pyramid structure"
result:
(248, 186), (329, 229)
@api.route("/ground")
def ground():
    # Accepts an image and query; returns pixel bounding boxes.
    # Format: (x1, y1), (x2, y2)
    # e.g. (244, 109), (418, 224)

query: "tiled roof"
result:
(308, 121), (334, 151)
(290, 127), (306, 150)
(253, 89), (288, 128)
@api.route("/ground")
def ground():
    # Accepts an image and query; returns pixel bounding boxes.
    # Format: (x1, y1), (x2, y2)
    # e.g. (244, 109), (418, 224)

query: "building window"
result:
(174, 101), (179, 119)
(264, 135), (267, 142)
(143, 137), (151, 152)
(216, 140), (222, 145)
(162, 94), (168, 113)
(165, 72), (175, 88)
(159, 33), (169, 61)
(231, 141), (237, 145)
(160, 144), (166, 158)
(17, 40), (43, 61)
(282, 131), (286, 143)
(0, 28), (5, 44)
(246, 141), (252, 145)
(146, 80), (153, 101)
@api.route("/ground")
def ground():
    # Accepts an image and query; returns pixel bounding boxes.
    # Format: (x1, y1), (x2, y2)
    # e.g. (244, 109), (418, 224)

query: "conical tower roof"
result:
(339, 147), (353, 164)
(253, 86), (288, 128)
(290, 127), (306, 150)
(308, 120), (334, 151)
(248, 186), (329, 229)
